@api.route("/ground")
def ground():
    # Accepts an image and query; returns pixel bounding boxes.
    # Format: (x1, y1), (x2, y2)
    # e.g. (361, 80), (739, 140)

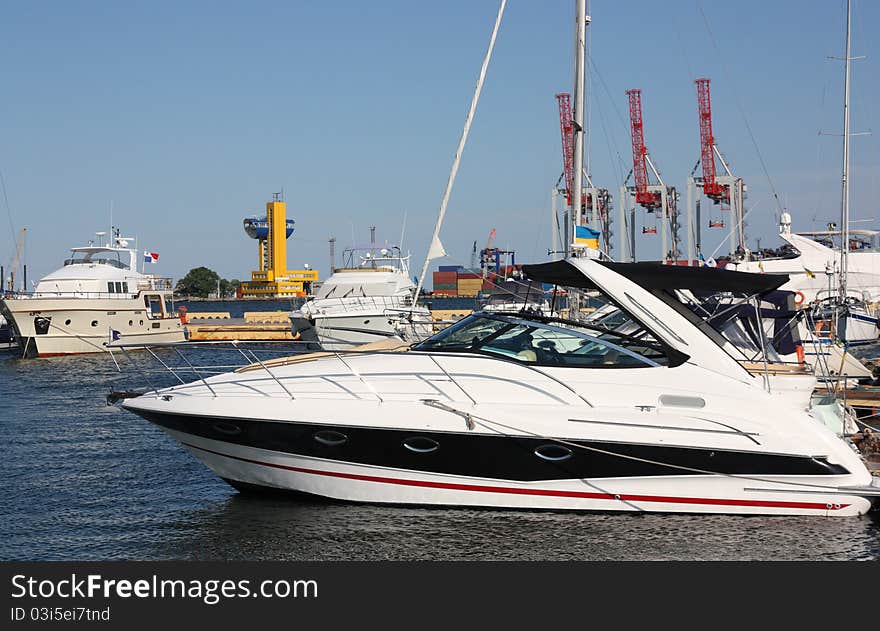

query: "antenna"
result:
(399, 211), (408, 250)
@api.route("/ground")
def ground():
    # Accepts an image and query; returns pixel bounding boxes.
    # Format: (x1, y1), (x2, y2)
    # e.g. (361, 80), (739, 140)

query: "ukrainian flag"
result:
(574, 225), (601, 249)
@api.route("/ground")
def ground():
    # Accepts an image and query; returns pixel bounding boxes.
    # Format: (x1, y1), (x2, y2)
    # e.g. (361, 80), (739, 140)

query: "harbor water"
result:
(2, 305), (880, 560)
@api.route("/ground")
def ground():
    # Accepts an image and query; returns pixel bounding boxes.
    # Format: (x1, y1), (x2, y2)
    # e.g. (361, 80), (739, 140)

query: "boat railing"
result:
(813, 288), (872, 304)
(104, 340), (592, 407)
(136, 277), (175, 291)
(303, 295), (426, 316)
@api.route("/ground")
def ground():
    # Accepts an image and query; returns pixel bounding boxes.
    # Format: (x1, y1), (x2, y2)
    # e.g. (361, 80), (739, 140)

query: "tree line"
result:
(175, 266), (241, 299)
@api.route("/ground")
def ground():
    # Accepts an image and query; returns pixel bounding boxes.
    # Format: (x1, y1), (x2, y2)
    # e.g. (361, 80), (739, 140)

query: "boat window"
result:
(315, 281), (399, 299)
(108, 282), (116, 294)
(414, 313), (669, 368)
(145, 295), (164, 318)
(64, 251), (129, 269)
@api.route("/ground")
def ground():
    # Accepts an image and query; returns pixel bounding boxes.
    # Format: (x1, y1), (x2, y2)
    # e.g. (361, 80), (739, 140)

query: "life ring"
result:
(794, 291), (805, 306)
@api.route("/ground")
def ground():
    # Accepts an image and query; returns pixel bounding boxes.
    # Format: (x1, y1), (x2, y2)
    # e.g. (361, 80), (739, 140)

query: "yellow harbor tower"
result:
(240, 194), (318, 298)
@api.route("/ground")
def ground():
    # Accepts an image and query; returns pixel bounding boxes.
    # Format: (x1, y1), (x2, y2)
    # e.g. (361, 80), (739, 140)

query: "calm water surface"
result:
(2, 340), (880, 561)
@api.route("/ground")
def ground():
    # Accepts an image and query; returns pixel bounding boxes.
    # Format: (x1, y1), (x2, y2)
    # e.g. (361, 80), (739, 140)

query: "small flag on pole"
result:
(109, 328), (121, 343)
(573, 225), (601, 249)
(143, 251), (159, 264)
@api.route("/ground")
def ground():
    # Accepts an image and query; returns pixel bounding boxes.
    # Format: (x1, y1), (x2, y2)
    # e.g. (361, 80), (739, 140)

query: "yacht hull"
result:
(837, 311), (879, 345)
(15, 330), (185, 357)
(1, 297), (185, 357)
(294, 312), (434, 352)
(136, 411), (875, 516)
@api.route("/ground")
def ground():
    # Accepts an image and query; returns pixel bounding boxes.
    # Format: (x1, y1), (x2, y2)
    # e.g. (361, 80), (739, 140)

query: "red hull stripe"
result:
(182, 441), (849, 511)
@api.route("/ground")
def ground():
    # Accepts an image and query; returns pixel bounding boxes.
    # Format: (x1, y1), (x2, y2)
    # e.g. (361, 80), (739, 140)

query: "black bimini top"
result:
(522, 259), (789, 295)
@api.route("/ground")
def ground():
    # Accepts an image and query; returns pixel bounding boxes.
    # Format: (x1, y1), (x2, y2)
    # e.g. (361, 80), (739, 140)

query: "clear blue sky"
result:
(1, 0), (878, 286)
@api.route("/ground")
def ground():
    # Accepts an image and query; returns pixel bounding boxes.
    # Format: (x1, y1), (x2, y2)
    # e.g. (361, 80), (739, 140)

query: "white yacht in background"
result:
(480, 278), (555, 316)
(733, 215), (880, 305)
(122, 257), (879, 516)
(0, 229), (184, 357)
(733, 1), (878, 345)
(290, 243), (434, 351)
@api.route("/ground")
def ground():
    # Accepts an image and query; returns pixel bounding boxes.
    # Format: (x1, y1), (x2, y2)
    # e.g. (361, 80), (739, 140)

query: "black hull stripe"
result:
(134, 410), (849, 481)
(189, 441), (849, 512)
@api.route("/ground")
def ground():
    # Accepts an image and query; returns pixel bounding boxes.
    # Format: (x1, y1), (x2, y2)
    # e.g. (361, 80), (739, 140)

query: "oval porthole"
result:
(534, 444), (573, 462)
(363, 319), (371, 324)
(313, 430), (348, 447)
(140, 320), (144, 326)
(211, 421), (242, 436)
(403, 436), (439, 454)
(129, 320), (133, 326)
(65, 319), (71, 325)
(91, 320), (99, 327)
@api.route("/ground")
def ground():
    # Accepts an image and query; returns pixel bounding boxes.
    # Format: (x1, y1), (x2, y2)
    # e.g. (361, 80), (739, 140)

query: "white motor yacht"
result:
(122, 258), (879, 516)
(480, 278), (555, 316)
(290, 244), (433, 351)
(0, 230), (184, 357)
(733, 4), (878, 345)
(733, 215), (880, 306)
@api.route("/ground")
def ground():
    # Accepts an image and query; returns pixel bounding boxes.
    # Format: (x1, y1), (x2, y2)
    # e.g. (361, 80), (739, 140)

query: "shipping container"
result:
(433, 272), (459, 282)
(438, 265), (464, 272)
(457, 272), (481, 279)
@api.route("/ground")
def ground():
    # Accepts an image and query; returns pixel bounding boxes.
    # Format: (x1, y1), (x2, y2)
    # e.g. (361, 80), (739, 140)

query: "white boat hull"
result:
(165, 429), (873, 516)
(292, 311), (434, 352)
(837, 311), (879, 345)
(1, 296), (185, 357)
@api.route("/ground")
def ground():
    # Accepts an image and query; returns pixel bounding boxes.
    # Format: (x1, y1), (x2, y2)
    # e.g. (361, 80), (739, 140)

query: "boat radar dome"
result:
(780, 211), (792, 235)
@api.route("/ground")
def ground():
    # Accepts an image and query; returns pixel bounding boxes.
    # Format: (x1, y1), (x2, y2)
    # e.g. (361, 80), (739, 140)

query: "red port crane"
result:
(555, 93), (575, 208)
(556, 92), (614, 256)
(626, 89), (661, 210)
(695, 78), (728, 201)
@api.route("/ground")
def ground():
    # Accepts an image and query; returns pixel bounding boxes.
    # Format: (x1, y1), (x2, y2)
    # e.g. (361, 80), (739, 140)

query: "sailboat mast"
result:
(839, 0), (852, 301)
(412, 0), (506, 302)
(571, 0), (587, 251)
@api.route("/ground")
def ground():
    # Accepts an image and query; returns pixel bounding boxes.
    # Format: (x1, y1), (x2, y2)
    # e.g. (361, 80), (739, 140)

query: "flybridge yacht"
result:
(289, 244), (434, 351)
(122, 258), (879, 516)
(732, 218), (880, 346)
(733, 214), (880, 305)
(0, 230), (184, 357)
(732, 2), (878, 346)
(480, 279), (556, 316)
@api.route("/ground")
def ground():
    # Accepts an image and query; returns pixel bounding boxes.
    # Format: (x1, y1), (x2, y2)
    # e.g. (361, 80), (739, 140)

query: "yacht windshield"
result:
(413, 313), (670, 368)
(316, 282), (400, 299)
(64, 252), (128, 269)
